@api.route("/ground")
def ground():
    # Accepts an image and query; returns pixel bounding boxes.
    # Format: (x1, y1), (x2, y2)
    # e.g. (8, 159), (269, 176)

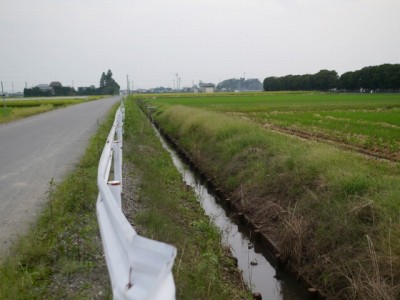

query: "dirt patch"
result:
(48, 256), (110, 299)
(122, 162), (146, 233)
(46, 227), (111, 299)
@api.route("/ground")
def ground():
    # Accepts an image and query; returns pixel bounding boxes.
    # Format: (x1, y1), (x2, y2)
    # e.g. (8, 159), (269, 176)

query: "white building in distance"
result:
(199, 82), (215, 93)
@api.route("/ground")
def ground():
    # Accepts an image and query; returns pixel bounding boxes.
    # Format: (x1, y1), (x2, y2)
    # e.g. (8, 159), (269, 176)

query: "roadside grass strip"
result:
(0, 104), (118, 299)
(141, 99), (400, 299)
(123, 99), (250, 299)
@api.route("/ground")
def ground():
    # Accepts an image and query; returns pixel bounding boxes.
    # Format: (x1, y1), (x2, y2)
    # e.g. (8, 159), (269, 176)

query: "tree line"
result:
(23, 69), (120, 97)
(263, 64), (400, 92)
(216, 78), (263, 91)
(23, 85), (77, 97)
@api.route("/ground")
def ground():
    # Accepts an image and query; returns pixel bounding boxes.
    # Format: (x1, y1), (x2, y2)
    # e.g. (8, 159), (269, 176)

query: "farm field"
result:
(148, 92), (400, 161)
(134, 92), (400, 299)
(0, 96), (103, 123)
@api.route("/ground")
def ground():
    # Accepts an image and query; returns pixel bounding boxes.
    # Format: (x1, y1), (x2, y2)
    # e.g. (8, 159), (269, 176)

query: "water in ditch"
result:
(155, 128), (308, 300)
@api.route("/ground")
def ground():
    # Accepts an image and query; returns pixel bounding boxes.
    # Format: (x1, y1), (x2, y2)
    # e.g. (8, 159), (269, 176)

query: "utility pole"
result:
(1, 81), (6, 109)
(126, 74), (130, 93)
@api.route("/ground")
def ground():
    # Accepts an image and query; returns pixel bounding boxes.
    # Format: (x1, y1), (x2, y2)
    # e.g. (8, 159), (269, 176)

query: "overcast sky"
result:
(1, 0), (399, 92)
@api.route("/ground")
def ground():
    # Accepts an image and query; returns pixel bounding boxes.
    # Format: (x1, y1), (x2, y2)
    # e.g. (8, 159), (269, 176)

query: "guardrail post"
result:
(113, 140), (122, 189)
(117, 119), (123, 149)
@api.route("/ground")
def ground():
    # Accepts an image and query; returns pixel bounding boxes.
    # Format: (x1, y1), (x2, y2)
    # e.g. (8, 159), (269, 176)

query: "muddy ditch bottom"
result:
(152, 125), (309, 300)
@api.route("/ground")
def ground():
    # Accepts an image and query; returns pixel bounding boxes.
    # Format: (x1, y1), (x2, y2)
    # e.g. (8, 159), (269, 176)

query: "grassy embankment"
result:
(0, 96), (103, 124)
(138, 93), (400, 299)
(0, 102), (117, 299)
(0, 97), (250, 299)
(123, 98), (250, 299)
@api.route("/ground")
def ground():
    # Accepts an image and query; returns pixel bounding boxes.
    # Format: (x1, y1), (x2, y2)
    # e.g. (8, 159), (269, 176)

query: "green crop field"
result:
(0, 96), (102, 123)
(147, 92), (400, 161)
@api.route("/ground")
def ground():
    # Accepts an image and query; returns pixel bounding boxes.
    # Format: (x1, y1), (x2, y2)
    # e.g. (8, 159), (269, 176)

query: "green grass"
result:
(135, 94), (400, 299)
(0, 103), (117, 299)
(123, 98), (250, 299)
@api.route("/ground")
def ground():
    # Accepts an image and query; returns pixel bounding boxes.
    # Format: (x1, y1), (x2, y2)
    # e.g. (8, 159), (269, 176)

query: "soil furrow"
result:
(263, 123), (399, 162)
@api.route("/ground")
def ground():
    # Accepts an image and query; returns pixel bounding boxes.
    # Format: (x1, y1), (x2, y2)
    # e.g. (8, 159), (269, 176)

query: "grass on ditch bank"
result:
(0, 103), (118, 299)
(123, 98), (251, 299)
(140, 100), (400, 299)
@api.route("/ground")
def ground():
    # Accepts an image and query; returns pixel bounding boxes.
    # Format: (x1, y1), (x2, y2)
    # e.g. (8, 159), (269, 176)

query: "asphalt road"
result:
(0, 96), (121, 255)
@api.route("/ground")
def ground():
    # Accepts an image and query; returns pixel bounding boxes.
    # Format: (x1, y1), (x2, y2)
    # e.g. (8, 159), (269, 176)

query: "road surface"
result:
(0, 96), (121, 256)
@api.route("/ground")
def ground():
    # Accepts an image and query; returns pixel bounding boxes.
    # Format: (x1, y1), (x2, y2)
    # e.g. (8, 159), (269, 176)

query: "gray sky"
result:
(1, 0), (399, 92)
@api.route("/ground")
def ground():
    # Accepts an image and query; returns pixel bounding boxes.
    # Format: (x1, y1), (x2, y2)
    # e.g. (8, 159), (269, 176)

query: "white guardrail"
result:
(96, 100), (177, 300)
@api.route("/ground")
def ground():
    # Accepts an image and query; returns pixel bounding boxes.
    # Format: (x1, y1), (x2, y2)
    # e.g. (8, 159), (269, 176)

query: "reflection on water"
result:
(154, 127), (307, 300)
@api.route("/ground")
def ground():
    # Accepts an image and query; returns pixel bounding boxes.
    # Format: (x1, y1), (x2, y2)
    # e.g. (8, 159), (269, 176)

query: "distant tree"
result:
(263, 65), (400, 92)
(336, 64), (400, 92)
(53, 86), (76, 96)
(24, 87), (53, 97)
(312, 70), (338, 91)
(105, 70), (113, 85)
(98, 69), (120, 95)
(263, 77), (277, 91)
(337, 71), (357, 91)
(243, 79), (263, 90)
(77, 85), (97, 96)
(217, 78), (262, 91)
(100, 72), (106, 89)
